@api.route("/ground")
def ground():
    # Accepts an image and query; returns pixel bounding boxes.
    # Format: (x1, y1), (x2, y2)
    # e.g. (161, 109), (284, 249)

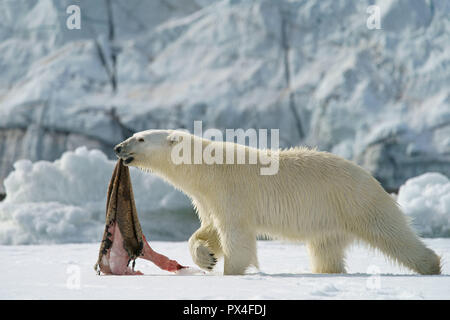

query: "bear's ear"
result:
(167, 133), (182, 146)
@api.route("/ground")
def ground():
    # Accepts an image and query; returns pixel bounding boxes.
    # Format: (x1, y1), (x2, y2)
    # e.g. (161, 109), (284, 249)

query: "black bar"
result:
(1, 300), (449, 319)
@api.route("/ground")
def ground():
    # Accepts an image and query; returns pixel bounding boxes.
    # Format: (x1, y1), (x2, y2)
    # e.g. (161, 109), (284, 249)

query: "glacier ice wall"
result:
(0, 0), (449, 194)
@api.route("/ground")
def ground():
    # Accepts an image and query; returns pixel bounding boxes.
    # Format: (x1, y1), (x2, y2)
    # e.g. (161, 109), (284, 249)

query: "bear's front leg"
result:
(220, 228), (258, 275)
(188, 224), (222, 271)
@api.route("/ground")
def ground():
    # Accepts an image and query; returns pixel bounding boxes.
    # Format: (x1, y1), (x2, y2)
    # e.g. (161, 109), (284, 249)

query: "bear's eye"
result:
(138, 138), (144, 142)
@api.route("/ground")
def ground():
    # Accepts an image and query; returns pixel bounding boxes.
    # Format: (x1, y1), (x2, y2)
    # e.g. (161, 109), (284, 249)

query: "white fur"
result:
(116, 130), (441, 275)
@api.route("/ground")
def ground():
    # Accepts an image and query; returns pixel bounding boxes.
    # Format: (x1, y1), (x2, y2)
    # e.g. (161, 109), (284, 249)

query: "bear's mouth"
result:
(124, 157), (134, 165)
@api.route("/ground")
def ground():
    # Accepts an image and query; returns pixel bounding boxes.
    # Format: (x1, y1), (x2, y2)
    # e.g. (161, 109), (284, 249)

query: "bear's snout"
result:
(114, 142), (135, 165)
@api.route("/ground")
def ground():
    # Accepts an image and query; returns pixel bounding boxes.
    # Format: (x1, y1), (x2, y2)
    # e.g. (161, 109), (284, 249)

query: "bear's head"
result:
(115, 130), (170, 167)
(115, 129), (207, 194)
(114, 129), (190, 170)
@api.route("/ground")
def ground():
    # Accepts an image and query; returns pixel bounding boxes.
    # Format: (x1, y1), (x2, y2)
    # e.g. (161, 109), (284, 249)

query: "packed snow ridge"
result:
(397, 172), (450, 238)
(0, 147), (197, 245)
(0, 147), (448, 245)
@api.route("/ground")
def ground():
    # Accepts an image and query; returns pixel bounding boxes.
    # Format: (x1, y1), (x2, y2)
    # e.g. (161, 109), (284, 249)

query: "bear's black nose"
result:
(114, 145), (122, 154)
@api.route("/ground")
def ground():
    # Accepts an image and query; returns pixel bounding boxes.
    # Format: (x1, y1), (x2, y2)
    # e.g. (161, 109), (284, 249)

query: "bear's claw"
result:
(191, 242), (218, 271)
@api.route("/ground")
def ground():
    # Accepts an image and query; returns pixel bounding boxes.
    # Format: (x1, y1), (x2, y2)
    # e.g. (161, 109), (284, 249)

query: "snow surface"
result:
(0, 239), (449, 299)
(397, 172), (450, 238)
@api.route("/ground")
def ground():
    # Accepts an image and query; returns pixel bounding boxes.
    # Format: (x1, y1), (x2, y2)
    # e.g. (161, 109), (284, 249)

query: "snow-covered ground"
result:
(1, 239), (449, 300)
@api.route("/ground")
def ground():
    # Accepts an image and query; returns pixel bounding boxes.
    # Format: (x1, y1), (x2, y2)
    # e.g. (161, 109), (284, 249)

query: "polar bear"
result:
(114, 129), (441, 275)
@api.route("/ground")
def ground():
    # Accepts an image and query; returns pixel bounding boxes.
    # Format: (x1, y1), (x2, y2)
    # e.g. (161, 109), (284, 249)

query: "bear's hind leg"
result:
(307, 235), (350, 274)
(189, 224), (223, 271)
(355, 214), (441, 275)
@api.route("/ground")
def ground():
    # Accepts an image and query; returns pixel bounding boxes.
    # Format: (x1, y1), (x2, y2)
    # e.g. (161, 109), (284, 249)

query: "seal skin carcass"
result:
(94, 159), (184, 275)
